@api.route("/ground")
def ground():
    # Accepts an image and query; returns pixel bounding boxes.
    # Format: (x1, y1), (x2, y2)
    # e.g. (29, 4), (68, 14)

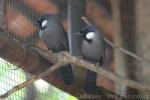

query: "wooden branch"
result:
(32, 47), (150, 91)
(0, 33), (150, 98)
(0, 34), (84, 96)
(0, 62), (66, 99)
(0, 34), (120, 99)
(0, 33), (114, 99)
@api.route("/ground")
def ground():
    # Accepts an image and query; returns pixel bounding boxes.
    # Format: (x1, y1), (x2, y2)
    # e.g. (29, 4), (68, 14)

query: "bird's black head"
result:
(36, 16), (48, 30)
(79, 26), (96, 43)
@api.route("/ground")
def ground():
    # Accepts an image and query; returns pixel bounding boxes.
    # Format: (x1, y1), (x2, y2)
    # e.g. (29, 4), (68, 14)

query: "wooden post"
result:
(112, 0), (139, 96)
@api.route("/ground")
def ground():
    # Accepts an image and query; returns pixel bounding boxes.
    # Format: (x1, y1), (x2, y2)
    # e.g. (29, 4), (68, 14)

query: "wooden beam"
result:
(0, 34), (84, 96)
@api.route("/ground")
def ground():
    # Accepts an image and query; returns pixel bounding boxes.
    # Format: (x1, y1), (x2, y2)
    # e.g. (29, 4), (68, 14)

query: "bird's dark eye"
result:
(80, 30), (84, 33)
(80, 28), (94, 44)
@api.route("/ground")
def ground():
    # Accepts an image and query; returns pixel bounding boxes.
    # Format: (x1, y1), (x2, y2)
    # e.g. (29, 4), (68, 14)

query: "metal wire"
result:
(0, 0), (78, 99)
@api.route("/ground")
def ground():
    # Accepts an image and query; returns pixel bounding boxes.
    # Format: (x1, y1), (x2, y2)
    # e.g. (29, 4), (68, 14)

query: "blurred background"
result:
(0, 0), (150, 99)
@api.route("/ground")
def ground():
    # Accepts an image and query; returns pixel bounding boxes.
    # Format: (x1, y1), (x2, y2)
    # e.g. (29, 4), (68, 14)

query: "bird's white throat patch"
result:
(86, 32), (95, 39)
(42, 20), (48, 28)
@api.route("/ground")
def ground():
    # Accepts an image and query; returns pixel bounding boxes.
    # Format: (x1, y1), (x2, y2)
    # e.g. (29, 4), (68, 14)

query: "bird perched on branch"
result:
(77, 25), (105, 93)
(36, 14), (73, 85)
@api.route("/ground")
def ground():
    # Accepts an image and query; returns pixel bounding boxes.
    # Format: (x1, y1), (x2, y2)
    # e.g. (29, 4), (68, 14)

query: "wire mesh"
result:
(0, 0), (77, 99)
(0, 58), (77, 100)
(0, 0), (113, 99)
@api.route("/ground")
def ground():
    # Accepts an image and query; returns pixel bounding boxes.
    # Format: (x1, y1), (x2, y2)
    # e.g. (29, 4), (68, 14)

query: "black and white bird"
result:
(36, 14), (73, 85)
(78, 26), (105, 93)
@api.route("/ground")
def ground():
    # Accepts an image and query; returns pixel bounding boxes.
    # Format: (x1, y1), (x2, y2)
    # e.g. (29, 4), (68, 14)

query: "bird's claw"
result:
(78, 56), (83, 59)
(49, 50), (52, 53)
(95, 63), (99, 69)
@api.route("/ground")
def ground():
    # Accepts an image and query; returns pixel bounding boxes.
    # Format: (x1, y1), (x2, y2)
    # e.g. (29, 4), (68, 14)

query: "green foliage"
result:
(66, 95), (78, 100)
(0, 58), (26, 100)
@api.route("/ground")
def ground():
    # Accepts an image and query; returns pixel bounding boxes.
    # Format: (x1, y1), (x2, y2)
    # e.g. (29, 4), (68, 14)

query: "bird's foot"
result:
(78, 56), (83, 59)
(49, 50), (52, 53)
(95, 63), (100, 69)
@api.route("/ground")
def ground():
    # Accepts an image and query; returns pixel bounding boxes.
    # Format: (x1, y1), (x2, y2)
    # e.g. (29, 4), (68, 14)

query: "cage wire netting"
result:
(0, 58), (77, 100)
(0, 0), (77, 100)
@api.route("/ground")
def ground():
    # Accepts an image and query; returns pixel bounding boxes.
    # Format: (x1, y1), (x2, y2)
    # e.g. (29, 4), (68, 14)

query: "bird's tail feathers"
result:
(85, 70), (97, 94)
(61, 64), (73, 85)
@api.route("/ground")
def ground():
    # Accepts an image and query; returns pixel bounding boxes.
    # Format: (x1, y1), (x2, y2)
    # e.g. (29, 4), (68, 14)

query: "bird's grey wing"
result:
(85, 70), (97, 93)
(61, 29), (69, 50)
(62, 38), (69, 50)
(55, 20), (69, 50)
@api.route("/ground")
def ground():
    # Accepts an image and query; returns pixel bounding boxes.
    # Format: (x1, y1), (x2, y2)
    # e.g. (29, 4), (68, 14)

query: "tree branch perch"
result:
(0, 30), (150, 98)
(32, 47), (150, 92)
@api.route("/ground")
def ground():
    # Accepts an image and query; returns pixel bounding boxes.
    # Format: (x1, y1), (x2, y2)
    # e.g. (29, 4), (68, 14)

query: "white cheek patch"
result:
(42, 20), (48, 28)
(86, 32), (95, 39)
